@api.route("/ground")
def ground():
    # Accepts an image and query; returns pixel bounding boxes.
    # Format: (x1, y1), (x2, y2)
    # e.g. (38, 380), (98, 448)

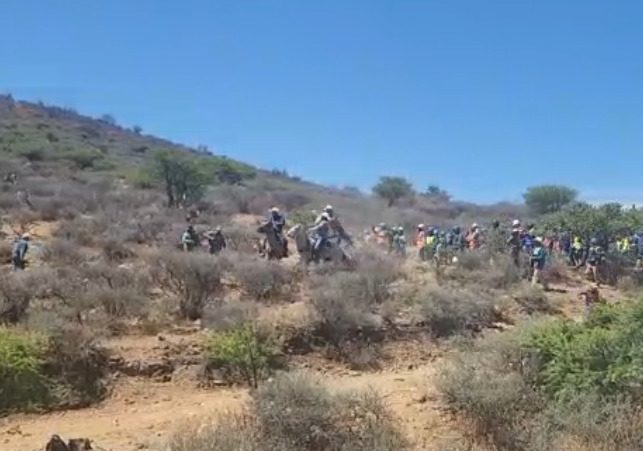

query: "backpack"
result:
(532, 246), (545, 259)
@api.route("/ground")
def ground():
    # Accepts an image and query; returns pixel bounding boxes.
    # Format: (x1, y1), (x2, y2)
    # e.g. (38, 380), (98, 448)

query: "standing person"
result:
(12, 233), (30, 270)
(309, 212), (331, 263)
(586, 238), (605, 285)
(181, 225), (199, 252)
(530, 237), (547, 287)
(205, 227), (227, 255)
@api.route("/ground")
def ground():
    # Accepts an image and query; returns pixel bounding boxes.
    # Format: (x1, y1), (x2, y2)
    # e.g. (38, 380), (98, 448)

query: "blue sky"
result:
(1, 1), (642, 204)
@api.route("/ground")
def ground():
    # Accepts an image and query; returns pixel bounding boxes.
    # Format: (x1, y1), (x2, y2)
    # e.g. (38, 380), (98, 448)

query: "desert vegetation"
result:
(2, 96), (643, 450)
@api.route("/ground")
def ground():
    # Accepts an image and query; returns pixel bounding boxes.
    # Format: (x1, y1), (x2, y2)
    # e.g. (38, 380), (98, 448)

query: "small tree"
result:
(205, 157), (256, 185)
(132, 125), (142, 134)
(100, 114), (116, 126)
(523, 185), (578, 215)
(372, 176), (415, 207)
(148, 149), (213, 207)
(204, 324), (276, 388)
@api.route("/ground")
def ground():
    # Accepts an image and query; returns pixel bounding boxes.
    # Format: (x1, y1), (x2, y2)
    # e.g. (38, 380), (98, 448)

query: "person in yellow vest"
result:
(571, 236), (583, 267)
(619, 236), (631, 253)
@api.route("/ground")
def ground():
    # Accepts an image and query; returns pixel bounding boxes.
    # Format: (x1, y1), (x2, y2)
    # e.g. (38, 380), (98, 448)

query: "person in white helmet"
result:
(12, 233), (30, 270)
(309, 212), (331, 262)
(268, 207), (287, 255)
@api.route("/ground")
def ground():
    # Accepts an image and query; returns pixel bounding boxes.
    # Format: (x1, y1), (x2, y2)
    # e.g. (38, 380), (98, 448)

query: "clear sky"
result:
(1, 1), (642, 204)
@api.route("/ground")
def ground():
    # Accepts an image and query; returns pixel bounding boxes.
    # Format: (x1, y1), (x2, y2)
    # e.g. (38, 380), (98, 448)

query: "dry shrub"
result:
(98, 237), (137, 262)
(255, 373), (406, 451)
(44, 325), (110, 407)
(437, 330), (550, 451)
(226, 253), (293, 300)
(0, 240), (12, 264)
(538, 257), (570, 285)
(33, 267), (98, 325)
(168, 372), (407, 451)
(148, 250), (226, 320)
(54, 217), (106, 247)
(203, 299), (259, 332)
(34, 197), (78, 221)
(81, 262), (151, 318)
(40, 238), (90, 266)
(481, 257), (522, 289)
(0, 271), (39, 324)
(169, 412), (259, 451)
(456, 250), (488, 272)
(513, 284), (559, 315)
(0, 191), (20, 210)
(225, 226), (259, 253)
(450, 253), (522, 290)
(310, 272), (384, 352)
(414, 286), (502, 338)
(121, 215), (168, 245)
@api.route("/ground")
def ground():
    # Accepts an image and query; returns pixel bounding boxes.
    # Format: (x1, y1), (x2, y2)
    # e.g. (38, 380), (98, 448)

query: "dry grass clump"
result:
(0, 271), (40, 324)
(310, 271), (385, 352)
(168, 372), (407, 451)
(512, 284), (560, 315)
(413, 286), (503, 338)
(225, 252), (295, 300)
(148, 249), (226, 320)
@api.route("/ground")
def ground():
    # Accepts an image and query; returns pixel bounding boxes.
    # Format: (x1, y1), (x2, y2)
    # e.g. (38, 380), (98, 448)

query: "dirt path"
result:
(0, 360), (447, 451)
(0, 379), (248, 451)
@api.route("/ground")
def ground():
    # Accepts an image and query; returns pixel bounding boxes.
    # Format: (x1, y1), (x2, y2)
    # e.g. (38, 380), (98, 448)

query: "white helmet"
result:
(324, 205), (333, 212)
(270, 207), (280, 213)
(512, 219), (521, 227)
(418, 223), (425, 229)
(471, 223), (479, 229)
(320, 212), (330, 221)
(21, 233), (30, 239)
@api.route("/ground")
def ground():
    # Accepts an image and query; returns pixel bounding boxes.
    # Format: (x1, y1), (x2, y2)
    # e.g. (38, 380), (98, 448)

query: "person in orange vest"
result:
(466, 223), (481, 250)
(415, 224), (426, 249)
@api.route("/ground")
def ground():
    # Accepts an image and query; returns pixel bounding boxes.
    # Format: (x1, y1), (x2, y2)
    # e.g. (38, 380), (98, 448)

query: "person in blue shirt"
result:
(12, 233), (30, 270)
(634, 232), (643, 269)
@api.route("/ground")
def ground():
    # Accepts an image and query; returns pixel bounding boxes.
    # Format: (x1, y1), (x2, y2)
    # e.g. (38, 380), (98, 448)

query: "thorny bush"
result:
(226, 252), (293, 300)
(168, 372), (407, 451)
(148, 250), (226, 320)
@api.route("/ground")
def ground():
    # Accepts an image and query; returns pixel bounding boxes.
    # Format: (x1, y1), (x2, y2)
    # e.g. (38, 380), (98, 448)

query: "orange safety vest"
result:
(415, 231), (426, 248)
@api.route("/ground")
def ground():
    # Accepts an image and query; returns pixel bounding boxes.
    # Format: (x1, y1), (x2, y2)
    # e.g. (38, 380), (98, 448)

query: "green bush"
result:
(204, 324), (277, 387)
(524, 300), (643, 402)
(0, 327), (51, 413)
(62, 148), (104, 169)
(438, 300), (643, 451)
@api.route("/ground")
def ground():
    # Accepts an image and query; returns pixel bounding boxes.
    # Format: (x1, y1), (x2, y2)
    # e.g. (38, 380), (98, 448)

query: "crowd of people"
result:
(178, 204), (351, 263)
(367, 219), (643, 286)
(10, 204), (643, 284)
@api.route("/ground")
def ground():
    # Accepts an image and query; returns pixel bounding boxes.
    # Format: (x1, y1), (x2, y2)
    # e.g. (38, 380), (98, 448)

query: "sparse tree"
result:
(132, 125), (142, 134)
(372, 176), (415, 207)
(523, 184), (578, 215)
(148, 150), (214, 207)
(424, 185), (451, 202)
(100, 114), (116, 126)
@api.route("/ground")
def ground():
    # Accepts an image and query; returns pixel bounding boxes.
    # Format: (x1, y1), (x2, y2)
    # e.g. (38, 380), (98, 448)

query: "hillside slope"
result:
(0, 94), (523, 234)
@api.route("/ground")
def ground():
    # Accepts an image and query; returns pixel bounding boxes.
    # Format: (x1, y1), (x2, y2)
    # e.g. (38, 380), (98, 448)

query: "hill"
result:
(0, 94), (525, 237)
